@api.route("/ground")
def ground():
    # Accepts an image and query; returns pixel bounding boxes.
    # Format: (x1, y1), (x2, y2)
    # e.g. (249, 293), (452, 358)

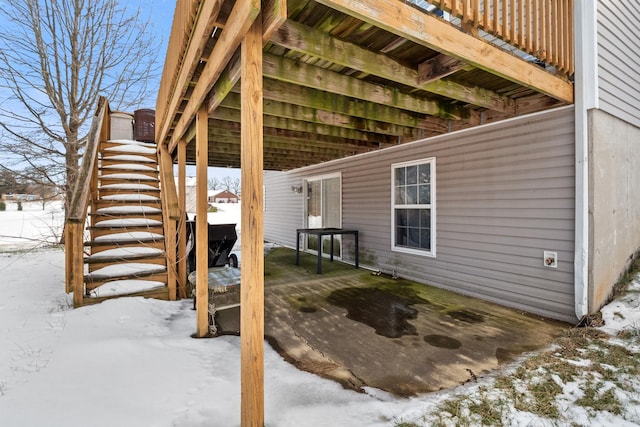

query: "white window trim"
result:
(302, 172), (343, 256)
(302, 171), (343, 228)
(391, 157), (436, 257)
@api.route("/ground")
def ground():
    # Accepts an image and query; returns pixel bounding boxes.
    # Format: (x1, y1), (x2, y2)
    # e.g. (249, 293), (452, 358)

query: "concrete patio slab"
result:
(215, 247), (569, 396)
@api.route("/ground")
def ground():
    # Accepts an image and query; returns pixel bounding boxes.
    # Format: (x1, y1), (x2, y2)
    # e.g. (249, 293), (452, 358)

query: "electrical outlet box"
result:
(543, 251), (558, 268)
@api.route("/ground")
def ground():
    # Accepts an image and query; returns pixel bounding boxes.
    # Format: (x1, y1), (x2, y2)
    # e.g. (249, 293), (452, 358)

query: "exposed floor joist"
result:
(270, 19), (515, 112)
(314, 0), (574, 103)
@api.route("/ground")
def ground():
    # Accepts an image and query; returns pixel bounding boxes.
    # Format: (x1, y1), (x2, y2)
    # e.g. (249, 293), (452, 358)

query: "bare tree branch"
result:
(0, 0), (160, 214)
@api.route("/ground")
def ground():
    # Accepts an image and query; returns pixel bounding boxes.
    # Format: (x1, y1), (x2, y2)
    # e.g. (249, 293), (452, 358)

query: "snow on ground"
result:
(1, 201), (639, 426)
(0, 201), (65, 251)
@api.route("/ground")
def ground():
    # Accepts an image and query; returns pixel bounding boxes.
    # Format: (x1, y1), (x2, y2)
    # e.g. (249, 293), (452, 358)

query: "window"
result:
(391, 158), (435, 257)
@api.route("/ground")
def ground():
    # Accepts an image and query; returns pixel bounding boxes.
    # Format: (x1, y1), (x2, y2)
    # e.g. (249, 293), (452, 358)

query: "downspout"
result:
(574, 0), (598, 319)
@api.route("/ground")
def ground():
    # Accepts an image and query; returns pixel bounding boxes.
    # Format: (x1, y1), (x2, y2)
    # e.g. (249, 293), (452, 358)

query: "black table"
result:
(295, 228), (359, 274)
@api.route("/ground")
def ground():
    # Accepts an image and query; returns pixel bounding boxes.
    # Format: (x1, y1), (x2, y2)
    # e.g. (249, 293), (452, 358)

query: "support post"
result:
(70, 222), (84, 307)
(196, 105), (210, 337)
(177, 138), (187, 298)
(159, 145), (177, 300)
(240, 15), (264, 427)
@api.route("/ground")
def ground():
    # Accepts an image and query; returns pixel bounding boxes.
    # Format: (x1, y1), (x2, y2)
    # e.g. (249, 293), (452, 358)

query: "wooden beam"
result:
(206, 125), (372, 155)
(262, 51), (467, 119)
(195, 105), (209, 338)
(211, 106), (399, 145)
(177, 139), (187, 299)
(157, 0), (224, 146)
(219, 90), (437, 138)
(207, 1), (286, 115)
(418, 54), (468, 84)
(270, 19), (514, 112)
(168, 0), (261, 153)
(262, 0), (286, 44)
(240, 16), (264, 427)
(314, 0), (574, 103)
(259, 79), (455, 130)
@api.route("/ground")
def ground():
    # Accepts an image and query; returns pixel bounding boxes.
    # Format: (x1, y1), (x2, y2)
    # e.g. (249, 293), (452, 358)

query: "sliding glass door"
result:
(304, 173), (341, 257)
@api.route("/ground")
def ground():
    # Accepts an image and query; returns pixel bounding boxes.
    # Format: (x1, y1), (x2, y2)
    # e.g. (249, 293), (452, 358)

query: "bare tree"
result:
(221, 176), (233, 192)
(0, 0), (159, 214)
(230, 177), (241, 195)
(208, 177), (220, 191)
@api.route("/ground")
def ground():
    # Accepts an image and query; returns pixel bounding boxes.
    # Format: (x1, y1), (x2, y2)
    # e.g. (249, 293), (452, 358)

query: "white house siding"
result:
(597, 0), (640, 128)
(264, 107), (576, 322)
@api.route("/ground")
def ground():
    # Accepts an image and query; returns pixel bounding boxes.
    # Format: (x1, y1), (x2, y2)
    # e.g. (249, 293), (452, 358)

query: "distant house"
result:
(209, 190), (239, 203)
(2, 193), (38, 202)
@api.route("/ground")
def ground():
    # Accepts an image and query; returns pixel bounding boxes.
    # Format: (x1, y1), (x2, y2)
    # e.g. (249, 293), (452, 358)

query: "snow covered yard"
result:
(1, 201), (640, 426)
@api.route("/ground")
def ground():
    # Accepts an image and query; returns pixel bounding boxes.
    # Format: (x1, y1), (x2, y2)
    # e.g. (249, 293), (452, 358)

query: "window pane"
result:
(406, 185), (417, 204)
(419, 184), (430, 204)
(420, 209), (431, 227)
(407, 165), (417, 185)
(395, 209), (407, 226)
(396, 226), (407, 246)
(395, 186), (405, 204)
(408, 209), (420, 227)
(407, 227), (420, 247)
(420, 228), (431, 250)
(419, 163), (430, 184)
(395, 167), (405, 186)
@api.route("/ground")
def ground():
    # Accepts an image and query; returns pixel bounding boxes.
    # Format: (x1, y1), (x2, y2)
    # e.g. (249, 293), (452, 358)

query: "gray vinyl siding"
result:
(597, 0), (640, 128)
(264, 107), (576, 322)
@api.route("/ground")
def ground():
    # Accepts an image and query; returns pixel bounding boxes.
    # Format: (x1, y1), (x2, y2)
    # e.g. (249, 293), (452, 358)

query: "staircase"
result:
(81, 139), (170, 303)
(64, 99), (181, 307)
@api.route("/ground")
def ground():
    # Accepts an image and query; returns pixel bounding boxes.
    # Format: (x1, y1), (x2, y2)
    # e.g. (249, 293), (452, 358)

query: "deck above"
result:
(156, 0), (574, 170)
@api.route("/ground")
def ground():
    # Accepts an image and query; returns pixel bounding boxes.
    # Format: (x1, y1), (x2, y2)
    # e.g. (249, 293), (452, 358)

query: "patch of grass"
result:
(467, 394), (505, 425)
(424, 390), (510, 427)
(207, 205), (218, 213)
(576, 379), (623, 415)
(617, 327), (640, 342)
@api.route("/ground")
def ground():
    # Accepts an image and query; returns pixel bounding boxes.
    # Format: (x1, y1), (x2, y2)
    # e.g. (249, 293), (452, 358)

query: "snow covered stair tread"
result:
(100, 154), (156, 163)
(99, 172), (159, 181)
(86, 246), (164, 259)
(99, 183), (159, 190)
(100, 194), (160, 201)
(95, 206), (162, 214)
(93, 218), (163, 227)
(87, 279), (167, 298)
(101, 163), (158, 171)
(92, 231), (164, 242)
(84, 263), (167, 288)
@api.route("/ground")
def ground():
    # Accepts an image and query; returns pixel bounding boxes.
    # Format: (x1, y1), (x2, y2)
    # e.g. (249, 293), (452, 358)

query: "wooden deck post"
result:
(177, 138), (187, 298)
(240, 15), (264, 427)
(196, 105), (209, 337)
(159, 145), (177, 300)
(70, 222), (84, 307)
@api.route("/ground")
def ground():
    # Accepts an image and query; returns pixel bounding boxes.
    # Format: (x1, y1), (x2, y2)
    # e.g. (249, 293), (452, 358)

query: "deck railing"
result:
(431, 0), (574, 76)
(64, 96), (110, 307)
(156, 0), (202, 143)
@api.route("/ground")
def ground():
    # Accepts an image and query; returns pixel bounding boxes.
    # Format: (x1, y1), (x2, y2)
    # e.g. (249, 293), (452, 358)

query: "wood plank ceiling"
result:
(166, 0), (573, 170)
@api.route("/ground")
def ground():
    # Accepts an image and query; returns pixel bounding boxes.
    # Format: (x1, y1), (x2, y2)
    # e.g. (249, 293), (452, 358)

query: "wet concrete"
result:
(216, 247), (569, 396)
(326, 287), (427, 338)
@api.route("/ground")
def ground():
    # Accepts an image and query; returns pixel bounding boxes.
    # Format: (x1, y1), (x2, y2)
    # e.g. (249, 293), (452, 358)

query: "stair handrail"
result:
(67, 96), (110, 222)
(64, 96), (110, 306)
